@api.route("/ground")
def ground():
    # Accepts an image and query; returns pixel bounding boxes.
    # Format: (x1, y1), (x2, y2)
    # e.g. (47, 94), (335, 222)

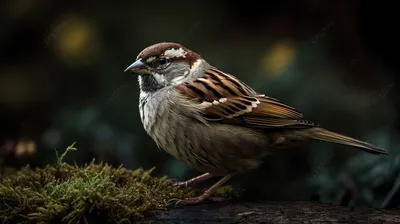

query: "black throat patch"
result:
(139, 75), (165, 93)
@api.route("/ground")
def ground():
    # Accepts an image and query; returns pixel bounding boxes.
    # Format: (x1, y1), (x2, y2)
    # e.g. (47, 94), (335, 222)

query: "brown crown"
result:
(137, 42), (201, 66)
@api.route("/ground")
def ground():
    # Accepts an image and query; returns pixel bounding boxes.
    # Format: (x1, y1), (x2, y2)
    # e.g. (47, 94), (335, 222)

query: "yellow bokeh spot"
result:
(49, 15), (99, 66)
(259, 40), (296, 76)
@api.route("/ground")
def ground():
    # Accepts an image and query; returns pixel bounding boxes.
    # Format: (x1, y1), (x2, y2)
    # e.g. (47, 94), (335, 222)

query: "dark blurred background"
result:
(1, 0), (399, 208)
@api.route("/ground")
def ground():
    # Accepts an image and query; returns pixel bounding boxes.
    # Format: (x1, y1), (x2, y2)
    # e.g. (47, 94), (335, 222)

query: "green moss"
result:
(214, 185), (237, 199)
(0, 144), (235, 223)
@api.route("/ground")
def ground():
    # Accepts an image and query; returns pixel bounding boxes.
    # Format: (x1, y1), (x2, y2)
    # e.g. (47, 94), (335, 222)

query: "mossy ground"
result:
(0, 144), (235, 224)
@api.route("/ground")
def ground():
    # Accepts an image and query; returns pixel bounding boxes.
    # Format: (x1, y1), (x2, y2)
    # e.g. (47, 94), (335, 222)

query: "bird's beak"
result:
(124, 59), (149, 73)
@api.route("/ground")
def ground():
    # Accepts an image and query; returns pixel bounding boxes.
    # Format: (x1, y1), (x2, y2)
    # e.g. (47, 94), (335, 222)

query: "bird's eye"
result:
(156, 57), (169, 69)
(158, 57), (167, 65)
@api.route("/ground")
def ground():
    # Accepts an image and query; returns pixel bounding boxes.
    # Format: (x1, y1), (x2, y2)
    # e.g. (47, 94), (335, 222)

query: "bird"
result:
(124, 42), (388, 205)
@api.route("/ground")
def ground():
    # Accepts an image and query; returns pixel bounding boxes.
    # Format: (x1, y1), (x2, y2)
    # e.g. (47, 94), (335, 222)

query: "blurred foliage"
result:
(0, 0), (399, 209)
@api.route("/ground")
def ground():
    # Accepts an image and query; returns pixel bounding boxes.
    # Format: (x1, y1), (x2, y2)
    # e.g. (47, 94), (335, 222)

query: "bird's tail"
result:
(309, 128), (388, 155)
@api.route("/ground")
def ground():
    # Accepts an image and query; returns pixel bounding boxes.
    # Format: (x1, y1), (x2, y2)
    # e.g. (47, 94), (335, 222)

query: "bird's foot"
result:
(171, 173), (214, 188)
(168, 174), (234, 206)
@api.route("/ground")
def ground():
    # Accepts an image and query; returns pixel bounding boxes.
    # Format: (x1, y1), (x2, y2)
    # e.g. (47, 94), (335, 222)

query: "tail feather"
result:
(310, 128), (388, 155)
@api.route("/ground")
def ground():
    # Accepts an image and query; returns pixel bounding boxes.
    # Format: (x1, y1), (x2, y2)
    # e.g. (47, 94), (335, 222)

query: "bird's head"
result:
(124, 42), (206, 92)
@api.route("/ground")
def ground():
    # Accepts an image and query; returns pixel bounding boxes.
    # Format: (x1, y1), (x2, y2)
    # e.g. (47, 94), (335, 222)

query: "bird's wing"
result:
(175, 67), (318, 128)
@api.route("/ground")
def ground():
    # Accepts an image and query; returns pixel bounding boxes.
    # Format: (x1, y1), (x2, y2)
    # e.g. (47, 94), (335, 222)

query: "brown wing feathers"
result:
(175, 67), (386, 154)
(176, 68), (317, 128)
(252, 97), (302, 119)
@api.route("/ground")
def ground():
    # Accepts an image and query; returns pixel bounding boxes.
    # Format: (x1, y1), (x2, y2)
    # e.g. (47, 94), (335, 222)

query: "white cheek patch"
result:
(164, 48), (187, 58)
(153, 73), (167, 84)
(171, 71), (189, 85)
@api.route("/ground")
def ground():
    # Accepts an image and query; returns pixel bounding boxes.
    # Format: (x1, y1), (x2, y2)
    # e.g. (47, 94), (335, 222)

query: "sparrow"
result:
(124, 42), (388, 205)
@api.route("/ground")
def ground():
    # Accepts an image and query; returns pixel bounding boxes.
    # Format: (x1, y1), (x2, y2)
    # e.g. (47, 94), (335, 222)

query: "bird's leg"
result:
(173, 172), (213, 187)
(173, 174), (233, 206)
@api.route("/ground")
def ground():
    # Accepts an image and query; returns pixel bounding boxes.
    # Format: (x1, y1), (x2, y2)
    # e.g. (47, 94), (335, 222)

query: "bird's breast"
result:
(139, 89), (186, 158)
(138, 89), (271, 175)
